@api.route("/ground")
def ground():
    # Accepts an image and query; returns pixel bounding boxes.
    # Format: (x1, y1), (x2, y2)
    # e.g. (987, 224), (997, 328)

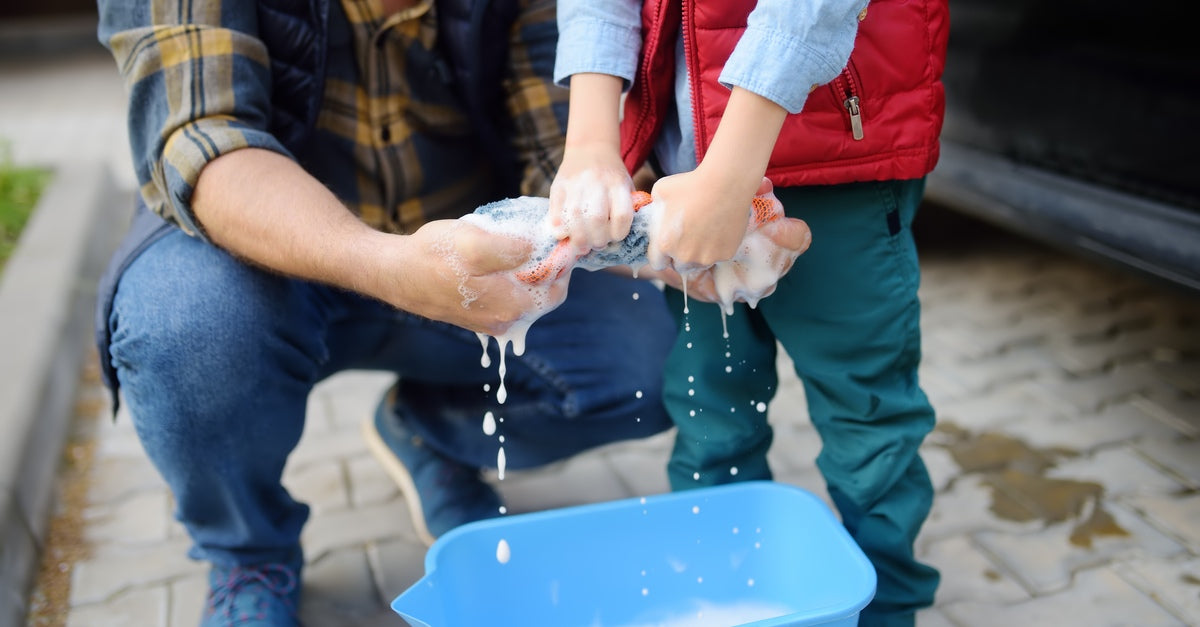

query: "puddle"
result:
(937, 423), (1130, 548)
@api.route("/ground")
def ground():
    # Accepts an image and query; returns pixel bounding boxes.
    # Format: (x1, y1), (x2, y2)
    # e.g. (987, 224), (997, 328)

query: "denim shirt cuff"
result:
(554, 17), (641, 90)
(719, 25), (849, 114)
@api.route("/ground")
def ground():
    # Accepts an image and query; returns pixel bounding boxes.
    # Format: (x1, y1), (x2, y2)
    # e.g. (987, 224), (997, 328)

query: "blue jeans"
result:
(107, 229), (674, 568)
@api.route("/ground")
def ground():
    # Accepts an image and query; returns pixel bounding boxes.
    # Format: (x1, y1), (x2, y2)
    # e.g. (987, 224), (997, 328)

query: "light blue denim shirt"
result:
(554, 0), (868, 174)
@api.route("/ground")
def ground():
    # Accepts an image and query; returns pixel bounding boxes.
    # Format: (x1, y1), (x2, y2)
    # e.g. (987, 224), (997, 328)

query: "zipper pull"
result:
(844, 96), (864, 140)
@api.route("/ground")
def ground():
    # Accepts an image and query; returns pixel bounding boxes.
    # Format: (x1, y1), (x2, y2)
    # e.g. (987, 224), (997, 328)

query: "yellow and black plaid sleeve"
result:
(504, 0), (571, 198)
(99, 0), (293, 239)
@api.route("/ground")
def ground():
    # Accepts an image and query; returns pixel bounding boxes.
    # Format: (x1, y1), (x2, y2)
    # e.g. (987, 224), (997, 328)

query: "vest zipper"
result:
(681, 1), (706, 162)
(833, 67), (864, 140)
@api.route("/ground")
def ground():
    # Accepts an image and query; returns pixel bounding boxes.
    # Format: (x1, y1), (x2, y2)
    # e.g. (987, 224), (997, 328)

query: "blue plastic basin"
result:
(391, 481), (875, 627)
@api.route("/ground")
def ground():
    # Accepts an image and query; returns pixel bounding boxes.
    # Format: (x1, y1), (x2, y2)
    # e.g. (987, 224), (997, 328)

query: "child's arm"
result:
(548, 72), (635, 257)
(646, 87), (788, 271)
(649, 0), (867, 271)
(549, 0), (643, 257)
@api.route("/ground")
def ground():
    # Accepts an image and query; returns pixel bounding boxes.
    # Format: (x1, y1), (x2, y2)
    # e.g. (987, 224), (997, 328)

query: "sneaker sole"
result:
(361, 417), (438, 547)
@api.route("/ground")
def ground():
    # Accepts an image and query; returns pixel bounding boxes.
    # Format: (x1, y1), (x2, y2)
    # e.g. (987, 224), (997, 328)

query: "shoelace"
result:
(207, 563), (299, 623)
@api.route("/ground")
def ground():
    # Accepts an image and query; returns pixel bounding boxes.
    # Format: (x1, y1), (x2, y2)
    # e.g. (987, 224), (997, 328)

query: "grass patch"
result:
(0, 145), (51, 272)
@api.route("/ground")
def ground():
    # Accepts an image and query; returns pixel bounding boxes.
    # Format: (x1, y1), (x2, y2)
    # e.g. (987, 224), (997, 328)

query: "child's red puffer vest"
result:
(620, 0), (950, 186)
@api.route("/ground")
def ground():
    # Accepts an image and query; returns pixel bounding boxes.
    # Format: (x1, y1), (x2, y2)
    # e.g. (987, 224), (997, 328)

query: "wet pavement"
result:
(4, 44), (1199, 627)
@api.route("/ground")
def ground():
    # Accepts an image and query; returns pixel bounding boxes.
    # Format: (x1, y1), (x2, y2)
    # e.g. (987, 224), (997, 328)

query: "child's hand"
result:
(548, 143), (635, 257)
(646, 168), (763, 271)
(645, 178), (812, 310)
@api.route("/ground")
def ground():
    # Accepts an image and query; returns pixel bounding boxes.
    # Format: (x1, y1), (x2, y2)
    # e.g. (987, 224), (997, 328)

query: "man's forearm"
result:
(191, 147), (559, 336)
(191, 148), (394, 298)
(565, 73), (624, 150)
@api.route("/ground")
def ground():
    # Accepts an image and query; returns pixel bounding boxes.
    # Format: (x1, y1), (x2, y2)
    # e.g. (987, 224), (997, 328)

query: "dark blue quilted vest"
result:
(259, 0), (521, 185)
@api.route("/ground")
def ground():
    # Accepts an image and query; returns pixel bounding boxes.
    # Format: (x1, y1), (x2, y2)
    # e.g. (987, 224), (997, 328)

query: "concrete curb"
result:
(0, 161), (127, 626)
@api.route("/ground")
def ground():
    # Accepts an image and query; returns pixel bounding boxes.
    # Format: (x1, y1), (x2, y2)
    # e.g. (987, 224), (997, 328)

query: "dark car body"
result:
(927, 0), (1200, 291)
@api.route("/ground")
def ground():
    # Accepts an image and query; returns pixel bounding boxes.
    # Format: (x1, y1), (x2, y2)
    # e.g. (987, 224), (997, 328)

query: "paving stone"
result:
(1053, 298), (1161, 343)
(85, 455), (168, 506)
(299, 390), (335, 435)
(772, 471), (831, 510)
(1048, 445), (1183, 498)
(602, 444), (671, 497)
(346, 456), (400, 508)
(299, 547), (389, 625)
(290, 425), (371, 467)
(167, 574), (207, 627)
(973, 501), (1186, 594)
(65, 585), (167, 627)
(770, 397), (811, 429)
(1125, 492), (1200, 552)
(1133, 393), (1200, 438)
(931, 385), (1047, 434)
(82, 489), (171, 546)
(919, 444), (960, 493)
(921, 535), (1029, 605)
(300, 498), (417, 562)
(367, 538), (428, 609)
(932, 346), (1055, 396)
(1001, 401), (1179, 454)
(764, 421), (822, 476)
(91, 422), (146, 461)
(1146, 360), (1200, 394)
(1132, 436), (1200, 489)
(1113, 555), (1200, 625)
(976, 314), (1062, 354)
(1049, 326), (1200, 375)
(938, 566), (1185, 626)
(282, 459), (350, 515)
(915, 606), (959, 627)
(494, 454), (631, 514)
(917, 362), (976, 404)
(592, 426), (676, 455)
(918, 475), (1038, 547)
(930, 324), (1041, 361)
(70, 538), (204, 606)
(313, 371), (396, 429)
(166, 511), (189, 541)
(1026, 367), (1160, 414)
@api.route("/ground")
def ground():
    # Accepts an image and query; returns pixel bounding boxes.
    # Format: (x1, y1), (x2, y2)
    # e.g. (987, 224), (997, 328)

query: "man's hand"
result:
(375, 220), (570, 336)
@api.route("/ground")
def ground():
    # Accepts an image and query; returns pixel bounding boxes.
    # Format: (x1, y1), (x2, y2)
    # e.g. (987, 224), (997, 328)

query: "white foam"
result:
(477, 333), (491, 368)
(495, 538), (511, 564)
(708, 226), (799, 316)
(615, 600), (794, 627)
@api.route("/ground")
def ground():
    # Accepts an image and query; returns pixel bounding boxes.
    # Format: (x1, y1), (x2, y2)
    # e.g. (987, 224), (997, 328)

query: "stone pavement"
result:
(3, 40), (1200, 627)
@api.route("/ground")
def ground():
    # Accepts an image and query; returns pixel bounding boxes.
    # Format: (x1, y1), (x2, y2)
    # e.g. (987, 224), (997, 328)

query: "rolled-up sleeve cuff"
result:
(719, 26), (847, 114)
(158, 118), (293, 241)
(554, 17), (641, 90)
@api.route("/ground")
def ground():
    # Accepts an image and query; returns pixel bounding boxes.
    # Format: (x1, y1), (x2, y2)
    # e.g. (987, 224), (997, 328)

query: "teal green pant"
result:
(663, 179), (940, 627)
